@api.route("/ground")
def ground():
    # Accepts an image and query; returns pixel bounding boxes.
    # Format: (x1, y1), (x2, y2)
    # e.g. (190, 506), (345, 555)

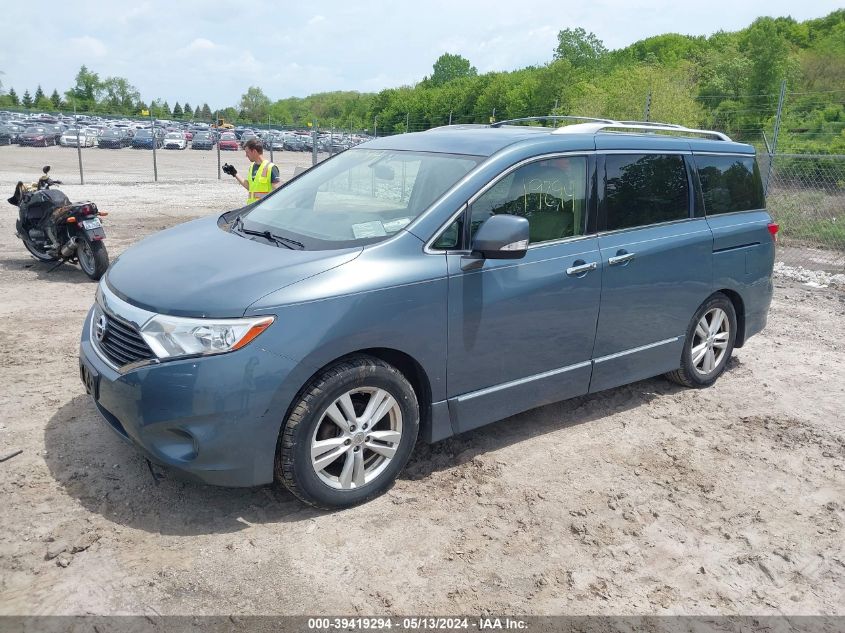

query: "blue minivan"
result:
(79, 117), (776, 508)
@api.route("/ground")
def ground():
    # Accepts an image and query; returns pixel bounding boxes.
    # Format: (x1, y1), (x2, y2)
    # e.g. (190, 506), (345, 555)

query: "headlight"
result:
(140, 314), (274, 359)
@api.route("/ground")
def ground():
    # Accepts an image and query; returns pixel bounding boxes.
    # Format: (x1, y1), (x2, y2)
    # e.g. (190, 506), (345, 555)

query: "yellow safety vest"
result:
(246, 160), (274, 204)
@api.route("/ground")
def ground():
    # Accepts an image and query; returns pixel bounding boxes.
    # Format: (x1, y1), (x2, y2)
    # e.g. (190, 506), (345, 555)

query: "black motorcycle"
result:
(8, 166), (109, 281)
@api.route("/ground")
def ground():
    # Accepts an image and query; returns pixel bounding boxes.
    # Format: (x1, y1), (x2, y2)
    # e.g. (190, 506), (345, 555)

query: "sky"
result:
(1, 0), (841, 109)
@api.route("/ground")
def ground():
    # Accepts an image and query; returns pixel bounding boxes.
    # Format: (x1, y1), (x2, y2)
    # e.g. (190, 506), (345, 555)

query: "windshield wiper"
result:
(232, 215), (304, 250)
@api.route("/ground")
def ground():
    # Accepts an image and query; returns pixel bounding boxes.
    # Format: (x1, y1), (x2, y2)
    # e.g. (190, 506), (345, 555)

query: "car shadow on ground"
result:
(0, 255), (94, 283)
(44, 362), (734, 536)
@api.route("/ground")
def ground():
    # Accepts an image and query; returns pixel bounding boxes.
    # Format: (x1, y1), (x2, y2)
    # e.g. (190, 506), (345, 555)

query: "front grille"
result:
(94, 307), (156, 368)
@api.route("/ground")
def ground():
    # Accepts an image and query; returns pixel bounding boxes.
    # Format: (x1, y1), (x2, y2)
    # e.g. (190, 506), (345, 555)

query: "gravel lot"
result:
(0, 148), (843, 616)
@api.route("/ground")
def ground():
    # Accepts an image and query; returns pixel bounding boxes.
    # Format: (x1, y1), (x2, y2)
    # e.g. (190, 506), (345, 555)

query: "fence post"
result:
(150, 110), (158, 182)
(765, 79), (787, 196)
(312, 121), (318, 166)
(216, 111), (221, 180)
(643, 91), (652, 122)
(73, 103), (84, 185)
(268, 113), (274, 164)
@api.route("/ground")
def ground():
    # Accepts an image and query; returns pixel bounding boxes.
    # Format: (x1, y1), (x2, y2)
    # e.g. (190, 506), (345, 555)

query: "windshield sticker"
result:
(352, 221), (387, 239)
(382, 217), (412, 232)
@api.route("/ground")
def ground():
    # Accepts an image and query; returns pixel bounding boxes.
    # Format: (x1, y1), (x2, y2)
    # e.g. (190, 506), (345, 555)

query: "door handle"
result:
(608, 252), (636, 266)
(566, 261), (597, 276)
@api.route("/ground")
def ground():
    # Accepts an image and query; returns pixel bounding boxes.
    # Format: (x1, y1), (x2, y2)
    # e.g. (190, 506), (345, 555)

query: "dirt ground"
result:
(0, 147), (843, 616)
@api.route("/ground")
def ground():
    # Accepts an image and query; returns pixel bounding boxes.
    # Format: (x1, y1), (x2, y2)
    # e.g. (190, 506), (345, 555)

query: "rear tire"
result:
(277, 356), (419, 509)
(77, 239), (109, 281)
(665, 293), (737, 388)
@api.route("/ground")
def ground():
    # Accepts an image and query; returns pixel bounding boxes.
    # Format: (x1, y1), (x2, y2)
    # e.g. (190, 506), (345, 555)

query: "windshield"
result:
(25, 127), (46, 133)
(166, 132), (182, 139)
(136, 130), (152, 137)
(242, 149), (480, 250)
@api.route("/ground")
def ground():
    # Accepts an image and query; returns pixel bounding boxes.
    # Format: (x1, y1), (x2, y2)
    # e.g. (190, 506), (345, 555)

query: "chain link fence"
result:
(763, 153), (845, 271)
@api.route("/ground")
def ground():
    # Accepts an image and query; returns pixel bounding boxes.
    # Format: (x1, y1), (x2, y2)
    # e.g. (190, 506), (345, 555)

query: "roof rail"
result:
(552, 119), (732, 141)
(489, 115), (615, 128)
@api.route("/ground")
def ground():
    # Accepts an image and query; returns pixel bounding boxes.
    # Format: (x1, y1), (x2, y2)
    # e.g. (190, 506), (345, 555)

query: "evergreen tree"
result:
(50, 89), (62, 109)
(8, 87), (19, 106)
(34, 85), (45, 103)
(194, 105), (201, 118)
(22, 89), (33, 108)
(201, 103), (212, 120)
(173, 102), (183, 118)
(162, 101), (171, 116)
(183, 102), (192, 118)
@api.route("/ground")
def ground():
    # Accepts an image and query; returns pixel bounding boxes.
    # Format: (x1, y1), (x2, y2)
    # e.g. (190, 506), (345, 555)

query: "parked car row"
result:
(0, 111), (370, 152)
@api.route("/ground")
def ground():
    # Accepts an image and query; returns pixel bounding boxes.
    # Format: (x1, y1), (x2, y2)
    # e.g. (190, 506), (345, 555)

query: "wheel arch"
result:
(715, 288), (746, 348)
(278, 347), (434, 448)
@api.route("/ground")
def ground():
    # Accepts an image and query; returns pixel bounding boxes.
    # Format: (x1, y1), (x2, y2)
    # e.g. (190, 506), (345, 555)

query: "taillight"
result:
(768, 223), (779, 242)
(81, 205), (91, 215)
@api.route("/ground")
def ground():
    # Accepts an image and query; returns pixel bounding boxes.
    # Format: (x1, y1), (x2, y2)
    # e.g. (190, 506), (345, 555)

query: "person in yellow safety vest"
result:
(225, 138), (281, 203)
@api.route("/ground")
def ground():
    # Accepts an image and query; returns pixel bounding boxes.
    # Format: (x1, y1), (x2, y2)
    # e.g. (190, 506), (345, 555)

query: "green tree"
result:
(65, 65), (102, 110)
(183, 102), (192, 118)
(8, 87), (19, 106)
(22, 89), (33, 108)
(100, 76), (140, 113)
(173, 102), (183, 118)
(742, 17), (797, 113)
(35, 94), (53, 110)
(554, 27), (607, 68)
(34, 85), (45, 103)
(239, 86), (271, 122)
(200, 103), (211, 120)
(50, 89), (62, 109)
(427, 53), (477, 87)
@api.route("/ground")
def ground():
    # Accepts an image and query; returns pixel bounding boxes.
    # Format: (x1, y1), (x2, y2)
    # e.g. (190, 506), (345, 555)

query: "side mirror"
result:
(471, 214), (529, 260)
(42, 165), (51, 174)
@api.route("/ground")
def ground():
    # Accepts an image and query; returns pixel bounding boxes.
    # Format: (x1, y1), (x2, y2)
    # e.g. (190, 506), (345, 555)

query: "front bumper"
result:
(79, 305), (300, 487)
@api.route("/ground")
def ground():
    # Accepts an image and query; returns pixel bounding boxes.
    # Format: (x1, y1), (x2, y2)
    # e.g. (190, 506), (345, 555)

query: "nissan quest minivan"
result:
(79, 117), (776, 508)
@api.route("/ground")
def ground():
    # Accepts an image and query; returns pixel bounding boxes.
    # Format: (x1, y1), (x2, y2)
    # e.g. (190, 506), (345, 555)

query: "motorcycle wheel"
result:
(77, 239), (109, 281)
(23, 237), (58, 262)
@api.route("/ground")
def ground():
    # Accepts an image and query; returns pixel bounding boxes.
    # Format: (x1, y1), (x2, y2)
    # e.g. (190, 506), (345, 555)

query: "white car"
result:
(163, 132), (187, 150)
(60, 128), (97, 147)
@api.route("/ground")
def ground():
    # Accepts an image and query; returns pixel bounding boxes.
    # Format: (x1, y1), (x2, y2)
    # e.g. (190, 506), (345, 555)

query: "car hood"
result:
(106, 215), (361, 318)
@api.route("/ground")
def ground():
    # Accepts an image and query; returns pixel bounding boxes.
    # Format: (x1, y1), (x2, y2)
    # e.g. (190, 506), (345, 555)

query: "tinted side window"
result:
(605, 154), (689, 231)
(469, 156), (588, 244)
(695, 155), (764, 215)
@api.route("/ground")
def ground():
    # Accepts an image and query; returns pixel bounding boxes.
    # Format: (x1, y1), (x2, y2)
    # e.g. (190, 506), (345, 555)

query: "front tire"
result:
(23, 237), (57, 262)
(77, 239), (109, 280)
(277, 356), (419, 509)
(665, 293), (737, 388)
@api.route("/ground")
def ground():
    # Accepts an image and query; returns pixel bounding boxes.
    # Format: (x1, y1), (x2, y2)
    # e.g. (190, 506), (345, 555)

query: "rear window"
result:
(604, 154), (689, 231)
(694, 155), (765, 215)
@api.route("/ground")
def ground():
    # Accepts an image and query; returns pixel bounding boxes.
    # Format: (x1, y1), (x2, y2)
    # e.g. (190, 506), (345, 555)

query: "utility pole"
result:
(765, 79), (787, 196)
(405, 112), (409, 134)
(448, 110), (452, 125)
(215, 110), (221, 180)
(643, 91), (652, 122)
(374, 116), (378, 139)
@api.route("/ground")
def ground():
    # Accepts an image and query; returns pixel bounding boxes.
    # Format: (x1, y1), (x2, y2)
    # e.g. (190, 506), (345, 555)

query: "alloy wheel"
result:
(310, 387), (403, 490)
(691, 307), (730, 375)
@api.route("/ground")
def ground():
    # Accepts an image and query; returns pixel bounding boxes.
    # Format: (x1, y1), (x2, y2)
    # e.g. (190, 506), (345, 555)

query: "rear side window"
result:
(604, 154), (689, 231)
(695, 155), (764, 215)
